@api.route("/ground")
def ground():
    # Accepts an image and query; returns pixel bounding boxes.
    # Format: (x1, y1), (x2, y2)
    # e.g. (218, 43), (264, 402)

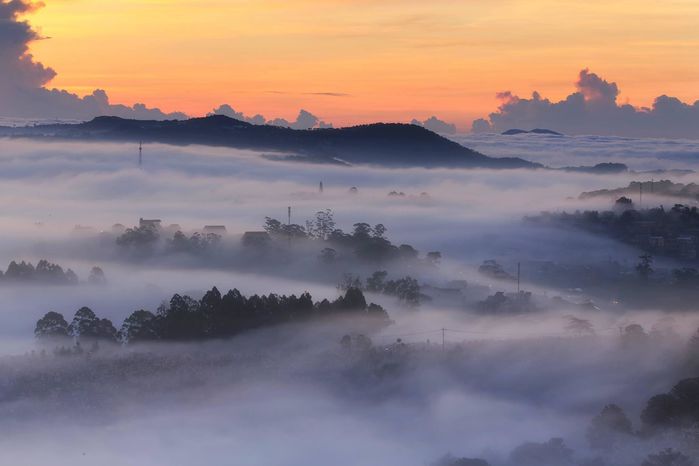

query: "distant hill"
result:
(502, 128), (563, 136)
(0, 115), (539, 169)
(580, 180), (699, 202)
(563, 163), (628, 174)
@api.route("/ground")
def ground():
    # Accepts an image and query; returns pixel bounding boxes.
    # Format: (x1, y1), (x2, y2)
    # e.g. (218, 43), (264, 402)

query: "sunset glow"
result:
(25, 0), (699, 128)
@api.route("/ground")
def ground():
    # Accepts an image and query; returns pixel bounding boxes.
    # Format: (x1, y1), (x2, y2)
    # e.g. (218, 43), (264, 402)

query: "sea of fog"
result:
(0, 134), (697, 465)
(455, 132), (699, 170)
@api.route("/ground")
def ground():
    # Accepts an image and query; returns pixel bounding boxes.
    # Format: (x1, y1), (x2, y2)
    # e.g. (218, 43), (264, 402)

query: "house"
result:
(203, 225), (227, 235)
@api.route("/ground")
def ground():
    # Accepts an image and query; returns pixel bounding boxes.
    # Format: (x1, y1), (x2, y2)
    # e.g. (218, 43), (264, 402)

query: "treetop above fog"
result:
(35, 287), (389, 345)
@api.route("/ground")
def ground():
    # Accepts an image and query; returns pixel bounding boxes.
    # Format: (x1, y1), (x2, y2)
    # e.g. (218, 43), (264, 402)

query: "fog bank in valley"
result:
(0, 135), (698, 465)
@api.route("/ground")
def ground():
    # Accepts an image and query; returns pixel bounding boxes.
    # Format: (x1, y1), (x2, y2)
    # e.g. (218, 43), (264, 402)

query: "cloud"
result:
(411, 116), (457, 134)
(211, 105), (333, 129)
(305, 92), (350, 97)
(0, 0), (186, 121)
(209, 104), (266, 125)
(473, 69), (699, 139)
(0, 0), (333, 128)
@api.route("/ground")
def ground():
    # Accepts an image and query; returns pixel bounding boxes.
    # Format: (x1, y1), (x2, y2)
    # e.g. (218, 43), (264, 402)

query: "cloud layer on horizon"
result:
(209, 105), (333, 130)
(411, 116), (457, 135)
(472, 69), (699, 139)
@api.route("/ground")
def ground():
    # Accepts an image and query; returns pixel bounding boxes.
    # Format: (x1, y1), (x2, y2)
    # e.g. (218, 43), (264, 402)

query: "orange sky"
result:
(25, 0), (699, 129)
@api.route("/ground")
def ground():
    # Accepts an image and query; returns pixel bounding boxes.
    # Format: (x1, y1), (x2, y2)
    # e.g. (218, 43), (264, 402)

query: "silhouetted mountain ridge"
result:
(502, 128), (563, 136)
(0, 115), (539, 169)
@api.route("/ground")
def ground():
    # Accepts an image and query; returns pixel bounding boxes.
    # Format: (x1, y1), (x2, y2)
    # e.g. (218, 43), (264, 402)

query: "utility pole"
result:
(287, 206), (292, 247)
(138, 141), (143, 167)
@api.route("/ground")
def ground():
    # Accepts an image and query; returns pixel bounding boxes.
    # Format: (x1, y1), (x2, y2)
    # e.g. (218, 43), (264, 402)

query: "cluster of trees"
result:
(641, 377), (699, 433)
(629, 253), (699, 286)
(527, 204), (699, 262)
(0, 260), (105, 285)
(116, 225), (159, 249)
(566, 320), (693, 349)
(264, 210), (442, 264)
(169, 231), (222, 254)
(435, 436), (694, 466)
(34, 307), (118, 346)
(116, 225), (221, 254)
(35, 287), (389, 345)
(531, 203), (699, 233)
(477, 291), (536, 314)
(337, 271), (422, 306)
(478, 260), (515, 281)
(581, 376), (699, 464)
(2, 260), (77, 284)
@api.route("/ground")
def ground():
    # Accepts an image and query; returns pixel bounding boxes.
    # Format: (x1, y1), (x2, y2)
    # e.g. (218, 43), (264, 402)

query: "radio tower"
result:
(138, 141), (143, 167)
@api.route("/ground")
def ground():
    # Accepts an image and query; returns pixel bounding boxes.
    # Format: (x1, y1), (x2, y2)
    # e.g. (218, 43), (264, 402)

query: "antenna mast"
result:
(138, 141), (143, 167)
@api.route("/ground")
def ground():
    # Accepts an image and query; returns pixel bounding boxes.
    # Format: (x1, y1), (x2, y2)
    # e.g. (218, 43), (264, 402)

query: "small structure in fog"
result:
(242, 231), (271, 247)
(204, 225), (227, 235)
(139, 218), (162, 229)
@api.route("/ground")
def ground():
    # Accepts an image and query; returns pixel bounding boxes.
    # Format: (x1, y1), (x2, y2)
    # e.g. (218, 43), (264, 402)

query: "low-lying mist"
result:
(0, 135), (698, 465)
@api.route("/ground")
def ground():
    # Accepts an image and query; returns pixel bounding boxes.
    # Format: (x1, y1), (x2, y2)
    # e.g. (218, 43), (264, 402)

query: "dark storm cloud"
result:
(473, 69), (699, 139)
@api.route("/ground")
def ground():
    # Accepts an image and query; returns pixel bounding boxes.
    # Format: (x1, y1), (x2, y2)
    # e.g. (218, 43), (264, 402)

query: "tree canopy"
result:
(35, 287), (389, 345)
